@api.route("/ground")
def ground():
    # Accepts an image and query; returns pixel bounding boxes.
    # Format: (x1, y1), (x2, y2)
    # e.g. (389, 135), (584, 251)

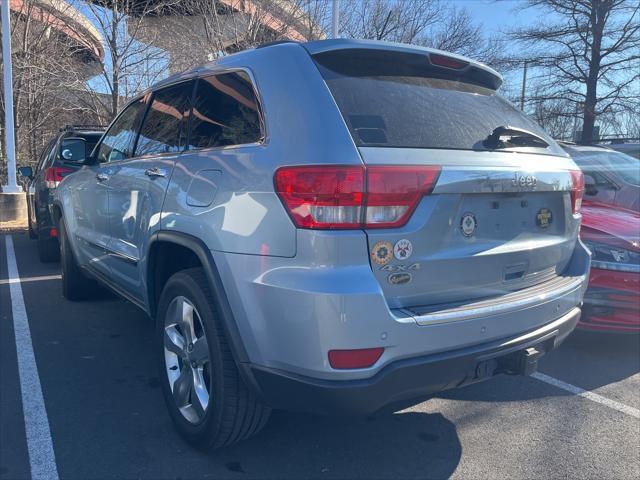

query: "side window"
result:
(35, 140), (55, 174)
(188, 71), (263, 150)
(591, 171), (615, 189)
(96, 99), (147, 163)
(43, 141), (58, 170)
(135, 81), (194, 156)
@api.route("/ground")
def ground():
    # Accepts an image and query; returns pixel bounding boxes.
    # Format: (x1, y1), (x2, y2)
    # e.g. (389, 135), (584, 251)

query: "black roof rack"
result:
(60, 124), (107, 132)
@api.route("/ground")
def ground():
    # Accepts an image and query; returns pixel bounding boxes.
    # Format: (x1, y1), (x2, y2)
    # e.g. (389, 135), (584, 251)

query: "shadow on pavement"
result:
(438, 329), (639, 403)
(537, 329), (640, 390)
(210, 410), (462, 479)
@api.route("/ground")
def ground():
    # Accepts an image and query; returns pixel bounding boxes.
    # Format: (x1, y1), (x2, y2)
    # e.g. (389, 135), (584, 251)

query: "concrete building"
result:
(92, 0), (320, 74)
(7, 0), (104, 73)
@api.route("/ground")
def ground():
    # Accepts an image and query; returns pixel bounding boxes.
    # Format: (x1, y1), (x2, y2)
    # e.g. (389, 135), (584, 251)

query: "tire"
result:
(156, 267), (271, 449)
(59, 218), (99, 301)
(37, 231), (60, 262)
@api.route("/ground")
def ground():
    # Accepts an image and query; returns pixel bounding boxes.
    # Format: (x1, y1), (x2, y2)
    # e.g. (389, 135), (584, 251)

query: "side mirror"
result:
(60, 137), (87, 163)
(18, 166), (33, 179)
(584, 174), (598, 196)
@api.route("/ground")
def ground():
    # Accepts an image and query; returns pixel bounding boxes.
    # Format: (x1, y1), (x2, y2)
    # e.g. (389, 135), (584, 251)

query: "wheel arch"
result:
(147, 231), (250, 365)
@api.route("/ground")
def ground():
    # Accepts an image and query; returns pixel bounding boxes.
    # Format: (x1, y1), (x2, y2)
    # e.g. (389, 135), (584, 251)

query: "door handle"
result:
(145, 167), (166, 178)
(96, 173), (109, 182)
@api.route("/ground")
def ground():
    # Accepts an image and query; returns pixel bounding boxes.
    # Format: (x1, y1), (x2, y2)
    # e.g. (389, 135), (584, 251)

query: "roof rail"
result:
(60, 124), (107, 132)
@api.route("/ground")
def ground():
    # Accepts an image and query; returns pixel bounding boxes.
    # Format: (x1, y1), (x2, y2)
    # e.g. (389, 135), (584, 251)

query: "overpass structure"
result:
(8, 0), (104, 75)
(2, 0), (105, 198)
(91, 0), (319, 74)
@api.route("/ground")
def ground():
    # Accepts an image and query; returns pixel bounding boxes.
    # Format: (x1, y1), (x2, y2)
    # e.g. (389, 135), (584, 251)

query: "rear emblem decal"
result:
(388, 272), (412, 285)
(393, 239), (413, 260)
(371, 241), (393, 265)
(460, 213), (477, 237)
(536, 208), (553, 228)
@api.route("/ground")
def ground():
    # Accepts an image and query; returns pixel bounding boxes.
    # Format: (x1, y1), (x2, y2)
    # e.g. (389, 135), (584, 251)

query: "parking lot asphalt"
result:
(1, 231), (639, 480)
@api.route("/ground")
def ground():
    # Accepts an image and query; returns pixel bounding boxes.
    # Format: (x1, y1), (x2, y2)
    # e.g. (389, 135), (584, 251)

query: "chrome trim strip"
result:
(409, 276), (585, 326)
(76, 235), (138, 266)
(106, 248), (138, 266)
(433, 167), (574, 194)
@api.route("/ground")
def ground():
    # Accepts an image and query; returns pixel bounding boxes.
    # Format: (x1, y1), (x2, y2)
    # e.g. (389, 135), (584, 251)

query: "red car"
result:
(580, 201), (640, 333)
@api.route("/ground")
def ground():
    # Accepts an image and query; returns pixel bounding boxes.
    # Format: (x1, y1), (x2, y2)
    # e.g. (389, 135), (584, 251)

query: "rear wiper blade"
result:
(483, 125), (550, 149)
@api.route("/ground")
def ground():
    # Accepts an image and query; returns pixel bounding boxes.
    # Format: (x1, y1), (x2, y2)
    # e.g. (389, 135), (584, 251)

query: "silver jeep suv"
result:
(54, 39), (590, 448)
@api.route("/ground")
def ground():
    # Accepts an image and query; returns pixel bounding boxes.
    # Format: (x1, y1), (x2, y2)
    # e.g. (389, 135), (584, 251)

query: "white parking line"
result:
(532, 372), (640, 419)
(4, 236), (60, 480)
(0, 274), (61, 286)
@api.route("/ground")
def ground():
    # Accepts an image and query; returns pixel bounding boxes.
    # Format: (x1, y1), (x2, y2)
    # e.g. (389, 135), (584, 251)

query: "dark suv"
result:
(19, 125), (105, 262)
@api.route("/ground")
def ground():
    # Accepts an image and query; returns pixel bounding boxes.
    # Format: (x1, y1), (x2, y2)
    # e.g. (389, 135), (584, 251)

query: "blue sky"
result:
(81, 0), (540, 96)
(452, 0), (535, 35)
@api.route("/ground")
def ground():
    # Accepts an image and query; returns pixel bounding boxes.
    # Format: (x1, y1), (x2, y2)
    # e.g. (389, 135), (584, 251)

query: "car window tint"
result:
(44, 141), (58, 169)
(583, 170), (613, 190)
(313, 49), (564, 155)
(574, 150), (640, 186)
(96, 99), (146, 163)
(136, 81), (193, 156)
(188, 72), (262, 150)
(36, 140), (55, 173)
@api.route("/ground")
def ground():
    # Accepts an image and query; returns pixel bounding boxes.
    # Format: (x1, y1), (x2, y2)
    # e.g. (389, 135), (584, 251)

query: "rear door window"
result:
(188, 71), (263, 150)
(135, 81), (194, 156)
(313, 49), (562, 155)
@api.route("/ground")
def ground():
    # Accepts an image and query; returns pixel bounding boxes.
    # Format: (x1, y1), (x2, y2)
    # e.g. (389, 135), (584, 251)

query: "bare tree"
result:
(425, 6), (503, 66)
(338, 1), (501, 67)
(509, 0), (640, 144)
(133, 0), (325, 75)
(68, 0), (179, 120)
(0, 0), (99, 181)
(339, 0), (441, 44)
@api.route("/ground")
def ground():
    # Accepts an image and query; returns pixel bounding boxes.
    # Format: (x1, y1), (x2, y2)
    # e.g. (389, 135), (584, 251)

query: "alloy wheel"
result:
(163, 296), (211, 424)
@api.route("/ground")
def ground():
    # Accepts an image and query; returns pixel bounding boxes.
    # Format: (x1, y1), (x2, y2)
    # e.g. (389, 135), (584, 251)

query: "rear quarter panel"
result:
(160, 44), (364, 257)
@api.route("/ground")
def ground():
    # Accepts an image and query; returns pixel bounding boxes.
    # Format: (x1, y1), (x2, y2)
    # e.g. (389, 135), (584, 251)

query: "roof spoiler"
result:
(303, 39), (502, 91)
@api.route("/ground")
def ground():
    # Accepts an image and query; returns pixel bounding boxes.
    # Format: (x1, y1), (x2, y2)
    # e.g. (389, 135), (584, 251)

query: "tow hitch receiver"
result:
(500, 346), (544, 376)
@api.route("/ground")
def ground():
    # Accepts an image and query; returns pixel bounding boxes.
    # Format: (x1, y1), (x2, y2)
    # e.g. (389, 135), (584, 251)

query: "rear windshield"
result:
(313, 50), (563, 155)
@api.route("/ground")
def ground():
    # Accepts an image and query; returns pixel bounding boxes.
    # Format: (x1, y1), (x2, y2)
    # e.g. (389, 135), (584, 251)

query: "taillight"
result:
(45, 167), (73, 188)
(570, 169), (584, 214)
(366, 166), (441, 228)
(274, 165), (441, 230)
(328, 347), (384, 369)
(274, 166), (364, 229)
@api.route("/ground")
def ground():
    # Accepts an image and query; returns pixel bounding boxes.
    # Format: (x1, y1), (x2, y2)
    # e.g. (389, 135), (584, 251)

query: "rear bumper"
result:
(216, 236), (589, 382)
(579, 268), (640, 333)
(245, 307), (580, 415)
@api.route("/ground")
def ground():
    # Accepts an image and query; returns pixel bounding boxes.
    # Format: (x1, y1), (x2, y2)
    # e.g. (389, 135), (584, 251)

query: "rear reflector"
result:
(430, 53), (469, 70)
(328, 347), (384, 369)
(274, 165), (441, 229)
(570, 169), (584, 214)
(45, 167), (73, 189)
(49, 227), (58, 238)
